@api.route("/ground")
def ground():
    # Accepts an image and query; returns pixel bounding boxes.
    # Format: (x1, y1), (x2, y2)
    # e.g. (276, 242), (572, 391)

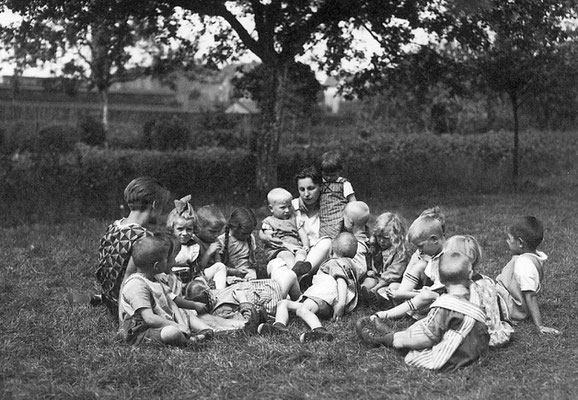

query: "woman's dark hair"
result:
(295, 165), (322, 185)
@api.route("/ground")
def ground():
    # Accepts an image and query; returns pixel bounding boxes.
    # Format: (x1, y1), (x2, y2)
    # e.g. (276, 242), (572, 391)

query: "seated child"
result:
(218, 208), (258, 283)
(94, 176), (170, 314)
(118, 235), (215, 346)
(166, 195), (198, 284)
(261, 188), (311, 276)
(495, 216), (561, 335)
(356, 251), (490, 372)
(375, 211), (446, 319)
(360, 212), (409, 306)
(193, 205), (229, 290)
(257, 232), (359, 342)
(318, 151), (356, 239)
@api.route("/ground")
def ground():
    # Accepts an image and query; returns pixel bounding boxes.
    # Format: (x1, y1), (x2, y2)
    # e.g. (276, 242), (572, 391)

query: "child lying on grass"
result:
(356, 251), (490, 372)
(258, 232), (359, 342)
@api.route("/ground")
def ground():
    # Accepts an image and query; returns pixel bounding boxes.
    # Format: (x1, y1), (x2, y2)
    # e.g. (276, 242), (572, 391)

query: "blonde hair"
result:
(372, 212), (407, 255)
(407, 215), (444, 243)
(166, 195), (196, 231)
(439, 251), (472, 286)
(444, 235), (482, 270)
(267, 188), (292, 205)
(419, 206), (446, 233)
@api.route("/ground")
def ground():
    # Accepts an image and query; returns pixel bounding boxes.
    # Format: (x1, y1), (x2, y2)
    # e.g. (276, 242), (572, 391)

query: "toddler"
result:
(375, 212), (446, 319)
(360, 212), (409, 306)
(95, 176), (170, 314)
(261, 188), (311, 276)
(118, 235), (215, 346)
(218, 207), (258, 283)
(495, 216), (561, 335)
(318, 151), (356, 239)
(194, 205), (228, 290)
(258, 232), (359, 342)
(357, 251), (490, 372)
(166, 195), (198, 284)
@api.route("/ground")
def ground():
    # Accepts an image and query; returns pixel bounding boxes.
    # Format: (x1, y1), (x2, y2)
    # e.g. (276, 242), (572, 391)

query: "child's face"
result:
(506, 233), (523, 255)
(231, 226), (253, 241)
(322, 169), (340, 182)
(197, 221), (223, 243)
(375, 231), (392, 250)
(412, 236), (443, 257)
(269, 198), (293, 220)
(173, 218), (195, 244)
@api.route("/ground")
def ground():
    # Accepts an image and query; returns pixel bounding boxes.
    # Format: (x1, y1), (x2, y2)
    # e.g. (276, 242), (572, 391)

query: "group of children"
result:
(90, 151), (561, 371)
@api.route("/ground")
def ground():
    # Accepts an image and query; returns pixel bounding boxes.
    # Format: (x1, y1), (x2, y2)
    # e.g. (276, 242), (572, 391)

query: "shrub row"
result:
(2, 130), (576, 222)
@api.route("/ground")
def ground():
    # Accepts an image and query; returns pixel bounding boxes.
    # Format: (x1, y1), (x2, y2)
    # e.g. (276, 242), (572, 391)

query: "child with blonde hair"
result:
(319, 151), (356, 239)
(261, 188), (311, 277)
(193, 205), (228, 290)
(360, 212), (409, 306)
(357, 251), (490, 372)
(166, 195), (198, 284)
(218, 207), (258, 283)
(496, 216), (561, 335)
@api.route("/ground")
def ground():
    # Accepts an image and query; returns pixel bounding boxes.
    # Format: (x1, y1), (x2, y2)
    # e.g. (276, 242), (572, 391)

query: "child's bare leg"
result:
(244, 269), (257, 280)
(198, 314), (245, 331)
(295, 299), (322, 330)
(277, 250), (296, 269)
(295, 249), (307, 262)
(188, 313), (215, 332)
(204, 262), (227, 289)
(305, 238), (331, 275)
(362, 277), (379, 290)
(376, 290), (438, 319)
(160, 326), (188, 345)
(270, 265), (301, 300)
(275, 299), (299, 326)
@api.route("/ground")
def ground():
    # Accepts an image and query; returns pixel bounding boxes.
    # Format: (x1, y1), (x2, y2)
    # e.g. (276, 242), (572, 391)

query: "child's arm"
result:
(332, 277), (348, 321)
(298, 225), (310, 251)
(346, 193), (356, 202)
(344, 180), (356, 202)
(199, 242), (221, 269)
(523, 291), (561, 335)
(138, 308), (184, 331)
(387, 253), (425, 300)
(174, 296), (208, 314)
(259, 228), (284, 248)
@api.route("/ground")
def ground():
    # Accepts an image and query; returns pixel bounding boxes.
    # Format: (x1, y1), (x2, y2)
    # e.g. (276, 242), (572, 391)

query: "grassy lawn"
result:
(1, 171), (578, 399)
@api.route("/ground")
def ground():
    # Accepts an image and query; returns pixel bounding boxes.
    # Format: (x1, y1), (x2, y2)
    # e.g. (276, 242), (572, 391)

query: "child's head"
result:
(343, 201), (370, 230)
(196, 205), (226, 243)
(407, 215), (445, 257)
(320, 151), (343, 182)
(372, 212), (407, 252)
(184, 277), (212, 307)
(166, 195), (196, 244)
(444, 235), (482, 270)
(438, 251), (473, 287)
(267, 188), (293, 220)
(124, 176), (171, 223)
(419, 206), (446, 234)
(507, 216), (544, 253)
(227, 207), (257, 241)
(332, 232), (358, 258)
(132, 235), (171, 275)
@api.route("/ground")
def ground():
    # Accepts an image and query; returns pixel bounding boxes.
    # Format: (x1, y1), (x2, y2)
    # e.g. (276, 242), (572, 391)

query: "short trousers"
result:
(301, 296), (333, 320)
(122, 319), (164, 346)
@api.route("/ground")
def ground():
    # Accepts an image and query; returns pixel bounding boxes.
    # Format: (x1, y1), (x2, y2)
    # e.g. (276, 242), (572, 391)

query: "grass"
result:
(2, 171), (578, 400)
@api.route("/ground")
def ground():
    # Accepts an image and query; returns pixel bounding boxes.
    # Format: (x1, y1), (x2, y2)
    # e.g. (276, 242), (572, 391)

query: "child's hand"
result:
(332, 304), (345, 321)
(538, 325), (561, 335)
(192, 301), (208, 314)
(366, 270), (376, 278)
(207, 242), (222, 254)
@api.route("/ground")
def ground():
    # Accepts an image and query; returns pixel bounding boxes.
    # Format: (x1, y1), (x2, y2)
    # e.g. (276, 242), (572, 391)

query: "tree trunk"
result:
(254, 63), (290, 193)
(511, 94), (519, 185)
(100, 88), (109, 132)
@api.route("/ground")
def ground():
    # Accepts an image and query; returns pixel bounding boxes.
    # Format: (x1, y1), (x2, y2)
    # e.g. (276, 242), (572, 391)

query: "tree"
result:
(0, 0), (186, 131)
(458, 0), (575, 183)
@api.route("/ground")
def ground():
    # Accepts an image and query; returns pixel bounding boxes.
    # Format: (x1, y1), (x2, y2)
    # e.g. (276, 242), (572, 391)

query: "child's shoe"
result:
(356, 317), (394, 347)
(299, 327), (334, 343)
(298, 273), (314, 291)
(292, 261), (312, 277)
(239, 302), (260, 334)
(258, 322), (289, 335)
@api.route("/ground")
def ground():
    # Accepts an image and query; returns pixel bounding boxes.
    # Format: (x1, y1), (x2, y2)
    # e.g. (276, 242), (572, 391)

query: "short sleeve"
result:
(343, 181), (354, 198)
(261, 217), (273, 232)
(122, 278), (153, 317)
(514, 256), (540, 292)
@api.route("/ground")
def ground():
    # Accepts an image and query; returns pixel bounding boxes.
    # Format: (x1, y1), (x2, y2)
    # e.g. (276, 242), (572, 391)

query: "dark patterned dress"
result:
(96, 220), (151, 314)
(319, 177), (349, 239)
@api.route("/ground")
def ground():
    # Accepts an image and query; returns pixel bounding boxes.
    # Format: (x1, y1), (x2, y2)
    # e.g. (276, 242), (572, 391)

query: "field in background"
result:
(1, 168), (577, 399)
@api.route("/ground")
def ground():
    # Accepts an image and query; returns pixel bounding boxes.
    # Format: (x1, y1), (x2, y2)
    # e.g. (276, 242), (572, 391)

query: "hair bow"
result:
(174, 195), (195, 219)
